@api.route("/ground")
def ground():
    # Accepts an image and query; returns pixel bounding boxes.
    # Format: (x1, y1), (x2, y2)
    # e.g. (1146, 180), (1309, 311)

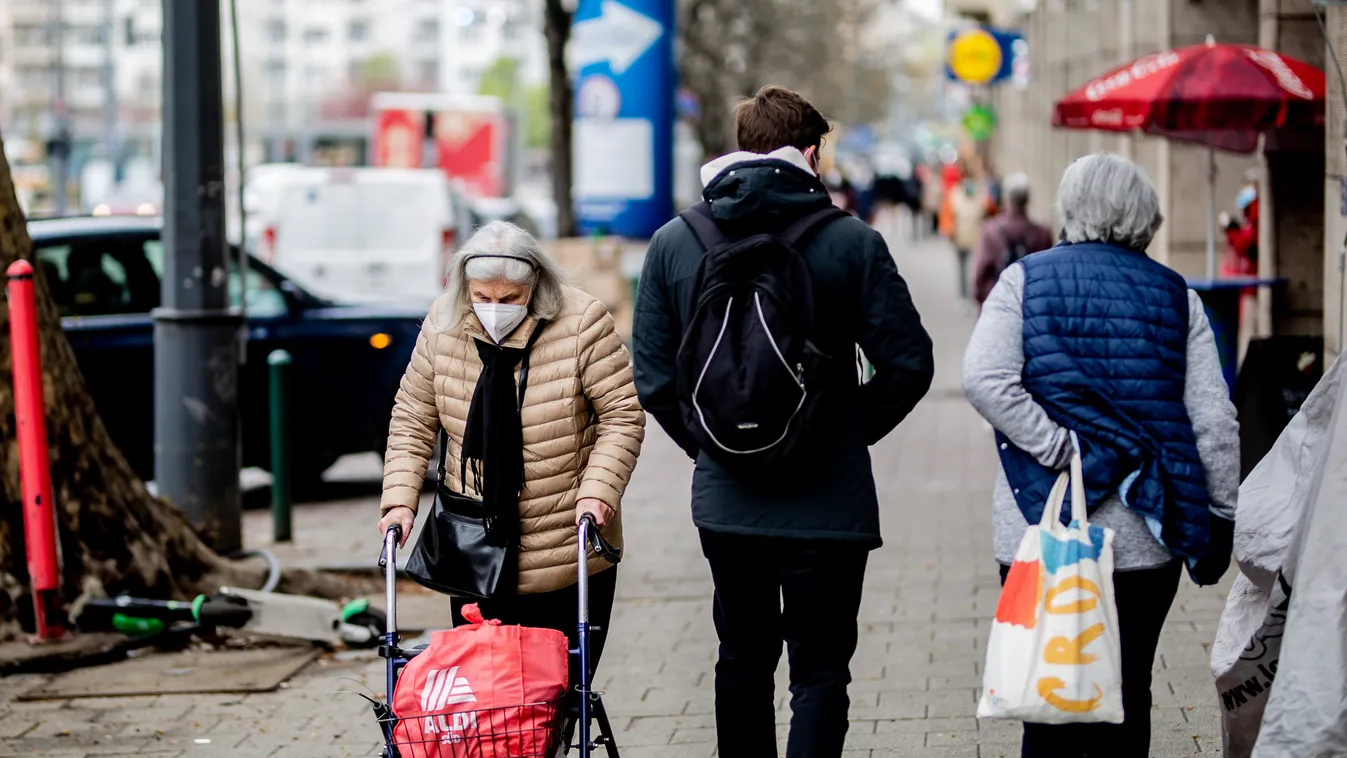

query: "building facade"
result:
(989, 0), (1330, 360)
(0, 0), (548, 184)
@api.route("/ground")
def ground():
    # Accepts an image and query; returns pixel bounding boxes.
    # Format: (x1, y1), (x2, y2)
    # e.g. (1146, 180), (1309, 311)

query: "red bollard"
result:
(6, 260), (63, 641)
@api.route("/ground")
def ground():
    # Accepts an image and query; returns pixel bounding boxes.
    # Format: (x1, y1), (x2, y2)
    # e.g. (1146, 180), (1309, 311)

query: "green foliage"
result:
(359, 53), (401, 89)
(478, 56), (550, 150)
(478, 57), (520, 100)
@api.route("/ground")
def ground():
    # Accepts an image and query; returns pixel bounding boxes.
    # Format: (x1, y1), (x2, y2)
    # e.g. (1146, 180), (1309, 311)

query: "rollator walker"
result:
(372, 515), (622, 758)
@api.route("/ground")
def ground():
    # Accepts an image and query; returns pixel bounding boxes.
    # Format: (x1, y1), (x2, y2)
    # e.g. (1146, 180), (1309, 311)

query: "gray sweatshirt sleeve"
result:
(1183, 290), (1240, 521)
(962, 265), (1073, 469)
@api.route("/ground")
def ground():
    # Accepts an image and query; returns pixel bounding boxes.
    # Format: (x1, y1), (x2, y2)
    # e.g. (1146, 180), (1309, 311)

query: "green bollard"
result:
(268, 349), (293, 543)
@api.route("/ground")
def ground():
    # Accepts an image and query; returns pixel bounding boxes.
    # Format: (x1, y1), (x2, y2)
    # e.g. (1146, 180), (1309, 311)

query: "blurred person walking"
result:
(963, 153), (1239, 758)
(949, 176), (991, 302)
(378, 220), (645, 695)
(633, 85), (934, 758)
(971, 173), (1054, 307)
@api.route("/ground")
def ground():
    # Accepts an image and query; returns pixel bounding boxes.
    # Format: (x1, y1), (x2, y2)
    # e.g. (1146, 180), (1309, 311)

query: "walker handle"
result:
(578, 513), (621, 564)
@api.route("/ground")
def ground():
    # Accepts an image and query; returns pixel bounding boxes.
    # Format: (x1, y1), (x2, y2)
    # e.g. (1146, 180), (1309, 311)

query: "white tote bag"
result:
(978, 442), (1125, 724)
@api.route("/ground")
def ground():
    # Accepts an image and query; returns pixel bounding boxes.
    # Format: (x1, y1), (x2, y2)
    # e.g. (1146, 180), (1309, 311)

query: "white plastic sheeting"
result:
(1211, 353), (1347, 758)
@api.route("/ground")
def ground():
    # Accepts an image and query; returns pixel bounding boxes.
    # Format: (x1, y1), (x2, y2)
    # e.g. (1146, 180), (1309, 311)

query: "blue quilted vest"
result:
(997, 242), (1213, 559)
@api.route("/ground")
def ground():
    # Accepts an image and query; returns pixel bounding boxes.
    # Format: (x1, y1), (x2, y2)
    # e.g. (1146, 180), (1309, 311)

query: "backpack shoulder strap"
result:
(777, 205), (850, 250)
(679, 202), (728, 252)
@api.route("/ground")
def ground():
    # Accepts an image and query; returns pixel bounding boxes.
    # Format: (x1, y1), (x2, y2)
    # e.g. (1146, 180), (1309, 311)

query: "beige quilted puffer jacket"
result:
(381, 286), (645, 594)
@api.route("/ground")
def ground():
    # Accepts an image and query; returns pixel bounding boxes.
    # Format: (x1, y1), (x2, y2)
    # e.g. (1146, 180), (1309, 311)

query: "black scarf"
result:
(460, 324), (543, 545)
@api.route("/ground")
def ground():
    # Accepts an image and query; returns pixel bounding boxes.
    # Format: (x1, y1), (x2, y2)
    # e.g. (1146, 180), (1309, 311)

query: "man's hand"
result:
(575, 497), (615, 527)
(1218, 211), (1232, 230)
(378, 506), (416, 548)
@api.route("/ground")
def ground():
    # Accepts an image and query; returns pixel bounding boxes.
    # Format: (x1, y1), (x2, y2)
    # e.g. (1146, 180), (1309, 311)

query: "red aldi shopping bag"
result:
(392, 605), (568, 757)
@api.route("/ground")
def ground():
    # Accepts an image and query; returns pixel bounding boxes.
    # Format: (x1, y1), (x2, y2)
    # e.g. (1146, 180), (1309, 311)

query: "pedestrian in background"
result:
(949, 176), (991, 302)
(378, 220), (645, 695)
(963, 153), (1239, 757)
(971, 172), (1054, 307)
(633, 85), (934, 758)
(1220, 168), (1259, 278)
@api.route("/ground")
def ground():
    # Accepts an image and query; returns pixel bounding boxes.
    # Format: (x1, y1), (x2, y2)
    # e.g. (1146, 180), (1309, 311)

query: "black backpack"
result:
(1001, 228), (1031, 270)
(675, 202), (848, 470)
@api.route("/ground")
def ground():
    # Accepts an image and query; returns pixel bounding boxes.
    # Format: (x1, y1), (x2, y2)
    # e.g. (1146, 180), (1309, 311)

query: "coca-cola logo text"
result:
(1084, 51), (1182, 101)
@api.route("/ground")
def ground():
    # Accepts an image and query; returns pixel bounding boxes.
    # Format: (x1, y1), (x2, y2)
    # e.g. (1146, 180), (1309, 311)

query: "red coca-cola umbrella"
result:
(1053, 37), (1325, 276)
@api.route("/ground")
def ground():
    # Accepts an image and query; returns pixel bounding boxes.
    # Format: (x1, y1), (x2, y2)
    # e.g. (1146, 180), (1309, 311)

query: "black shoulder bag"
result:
(404, 322), (546, 599)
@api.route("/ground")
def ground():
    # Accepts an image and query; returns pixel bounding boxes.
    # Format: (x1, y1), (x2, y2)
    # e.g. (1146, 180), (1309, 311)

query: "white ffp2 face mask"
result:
(473, 303), (528, 343)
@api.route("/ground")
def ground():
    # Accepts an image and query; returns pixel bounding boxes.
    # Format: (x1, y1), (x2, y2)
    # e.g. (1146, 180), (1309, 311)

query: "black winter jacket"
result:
(632, 156), (934, 547)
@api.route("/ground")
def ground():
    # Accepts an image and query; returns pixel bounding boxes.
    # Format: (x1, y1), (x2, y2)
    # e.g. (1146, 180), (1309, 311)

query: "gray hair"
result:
(1004, 172), (1031, 212)
(442, 221), (566, 328)
(1056, 153), (1164, 251)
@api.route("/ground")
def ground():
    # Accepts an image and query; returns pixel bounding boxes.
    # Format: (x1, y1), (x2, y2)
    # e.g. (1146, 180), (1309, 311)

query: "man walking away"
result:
(632, 85), (935, 758)
(972, 172), (1054, 307)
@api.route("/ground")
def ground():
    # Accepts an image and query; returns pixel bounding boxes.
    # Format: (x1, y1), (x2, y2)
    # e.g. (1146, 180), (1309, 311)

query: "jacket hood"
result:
(699, 147), (832, 226)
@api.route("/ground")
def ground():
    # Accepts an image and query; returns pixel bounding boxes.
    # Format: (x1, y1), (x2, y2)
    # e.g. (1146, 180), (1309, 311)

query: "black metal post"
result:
(154, 0), (243, 553)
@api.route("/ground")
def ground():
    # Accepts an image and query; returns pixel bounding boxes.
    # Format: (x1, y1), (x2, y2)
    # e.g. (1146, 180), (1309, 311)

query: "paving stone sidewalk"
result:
(0, 234), (1233, 757)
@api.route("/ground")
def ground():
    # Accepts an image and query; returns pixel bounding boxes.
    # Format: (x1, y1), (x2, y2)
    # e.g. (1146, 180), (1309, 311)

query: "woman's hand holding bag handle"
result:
(978, 431), (1126, 725)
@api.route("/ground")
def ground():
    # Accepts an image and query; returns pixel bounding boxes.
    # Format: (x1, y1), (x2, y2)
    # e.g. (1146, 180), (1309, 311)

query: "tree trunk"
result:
(0, 131), (343, 631)
(544, 0), (576, 239)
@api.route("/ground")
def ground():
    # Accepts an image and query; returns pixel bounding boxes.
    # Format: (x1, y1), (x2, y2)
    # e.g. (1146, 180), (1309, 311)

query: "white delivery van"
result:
(262, 168), (456, 306)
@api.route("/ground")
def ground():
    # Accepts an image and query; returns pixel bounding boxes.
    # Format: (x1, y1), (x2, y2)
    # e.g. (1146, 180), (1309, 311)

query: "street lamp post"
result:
(155, 0), (243, 553)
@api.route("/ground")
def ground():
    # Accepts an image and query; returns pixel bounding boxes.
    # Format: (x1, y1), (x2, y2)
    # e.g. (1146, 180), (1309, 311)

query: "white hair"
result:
(1057, 153), (1164, 251)
(442, 221), (566, 329)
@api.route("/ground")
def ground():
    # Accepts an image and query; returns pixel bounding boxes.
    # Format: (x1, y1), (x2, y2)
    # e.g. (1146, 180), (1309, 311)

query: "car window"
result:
(229, 263), (288, 318)
(143, 240), (288, 318)
(37, 239), (160, 317)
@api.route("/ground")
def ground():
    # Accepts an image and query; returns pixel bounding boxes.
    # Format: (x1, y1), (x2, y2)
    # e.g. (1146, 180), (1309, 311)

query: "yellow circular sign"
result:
(948, 29), (1003, 85)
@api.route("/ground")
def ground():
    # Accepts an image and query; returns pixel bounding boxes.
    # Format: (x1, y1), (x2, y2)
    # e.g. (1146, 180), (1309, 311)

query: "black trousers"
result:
(956, 247), (972, 300)
(998, 561), (1183, 758)
(700, 529), (869, 758)
(450, 567), (618, 705)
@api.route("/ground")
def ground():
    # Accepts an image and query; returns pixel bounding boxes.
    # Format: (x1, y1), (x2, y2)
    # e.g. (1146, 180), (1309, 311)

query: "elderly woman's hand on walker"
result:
(575, 497), (614, 527)
(379, 506), (416, 547)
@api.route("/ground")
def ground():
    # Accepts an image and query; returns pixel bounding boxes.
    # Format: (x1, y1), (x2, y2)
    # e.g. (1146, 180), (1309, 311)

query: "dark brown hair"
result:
(734, 86), (831, 154)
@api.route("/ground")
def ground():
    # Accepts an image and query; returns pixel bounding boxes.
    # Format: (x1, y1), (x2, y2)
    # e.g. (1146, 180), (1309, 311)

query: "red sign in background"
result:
(434, 110), (506, 198)
(373, 109), (425, 169)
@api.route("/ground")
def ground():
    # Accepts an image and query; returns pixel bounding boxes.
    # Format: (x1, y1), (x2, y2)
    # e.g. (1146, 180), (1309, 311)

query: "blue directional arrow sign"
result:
(570, 0), (675, 239)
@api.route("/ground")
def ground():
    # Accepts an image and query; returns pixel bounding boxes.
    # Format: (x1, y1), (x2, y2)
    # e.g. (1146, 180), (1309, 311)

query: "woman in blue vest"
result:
(963, 153), (1239, 757)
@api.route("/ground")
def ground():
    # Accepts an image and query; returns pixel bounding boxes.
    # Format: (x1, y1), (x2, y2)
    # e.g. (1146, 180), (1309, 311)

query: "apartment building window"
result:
(302, 26), (329, 44)
(19, 25), (51, 45)
(415, 18), (439, 42)
(267, 19), (287, 43)
(418, 59), (439, 86)
(265, 60), (286, 91)
(348, 20), (370, 42)
(17, 67), (49, 91)
(70, 26), (106, 46)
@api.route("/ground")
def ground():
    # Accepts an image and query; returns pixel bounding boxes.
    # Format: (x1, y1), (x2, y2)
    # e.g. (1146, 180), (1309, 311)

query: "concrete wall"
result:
(1257, 0), (1326, 342)
(1324, 8), (1346, 362)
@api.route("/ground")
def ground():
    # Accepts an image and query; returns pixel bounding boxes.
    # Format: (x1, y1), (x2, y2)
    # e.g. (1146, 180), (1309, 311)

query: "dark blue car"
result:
(30, 216), (426, 492)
